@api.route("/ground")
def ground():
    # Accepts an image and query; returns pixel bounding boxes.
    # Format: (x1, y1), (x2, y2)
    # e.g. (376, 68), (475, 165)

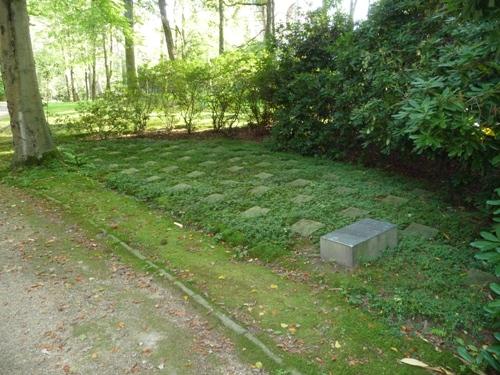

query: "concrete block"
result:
(320, 219), (397, 267)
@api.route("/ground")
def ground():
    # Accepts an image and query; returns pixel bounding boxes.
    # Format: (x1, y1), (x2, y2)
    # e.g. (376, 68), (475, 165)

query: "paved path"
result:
(0, 185), (257, 375)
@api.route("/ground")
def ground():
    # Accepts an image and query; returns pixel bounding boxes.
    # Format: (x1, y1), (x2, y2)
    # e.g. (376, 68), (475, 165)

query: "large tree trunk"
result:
(158, 0), (175, 60)
(0, 0), (55, 165)
(123, 0), (138, 91)
(218, 0), (224, 55)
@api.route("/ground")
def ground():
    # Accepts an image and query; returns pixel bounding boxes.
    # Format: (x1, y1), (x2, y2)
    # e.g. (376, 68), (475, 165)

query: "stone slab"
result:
(169, 183), (192, 192)
(145, 175), (161, 183)
(199, 161), (217, 167)
(291, 194), (313, 205)
(228, 166), (244, 173)
(402, 223), (438, 239)
(381, 195), (409, 206)
(250, 186), (270, 196)
(242, 206), (270, 218)
(320, 219), (397, 267)
(204, 193), (225, 204)
(335, 187), (356, 195)
(340, 207), (369, 219)
(121, 168), (139, 175)
(186, 171), (205, 178)
(291, 219), (325, 237)
(255, 172), (273, 180)
(162, 166), (178, 173)
(287, 179), (312, 188)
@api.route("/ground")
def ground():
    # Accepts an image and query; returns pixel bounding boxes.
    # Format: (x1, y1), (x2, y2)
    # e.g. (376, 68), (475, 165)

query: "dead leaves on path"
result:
(400, 358), (455, 374)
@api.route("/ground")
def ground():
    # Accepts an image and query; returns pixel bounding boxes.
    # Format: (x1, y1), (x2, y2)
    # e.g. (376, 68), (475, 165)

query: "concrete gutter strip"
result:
(42, 194), (302, 375)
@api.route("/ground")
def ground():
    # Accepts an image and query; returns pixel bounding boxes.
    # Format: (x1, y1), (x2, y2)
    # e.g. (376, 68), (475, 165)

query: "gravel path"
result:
(0, 185), (257, 375)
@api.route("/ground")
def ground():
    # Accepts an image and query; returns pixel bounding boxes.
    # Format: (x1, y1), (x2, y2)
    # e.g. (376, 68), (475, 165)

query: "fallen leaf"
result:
(174, 222), (183, 228)
(116, 321), (125, 330)
(63, 364), (70, 374)
(270, 284), (278, 289)
(254, 361), (263, 369)
(280, 323), (288, 328)
(218, 275), (225, 280)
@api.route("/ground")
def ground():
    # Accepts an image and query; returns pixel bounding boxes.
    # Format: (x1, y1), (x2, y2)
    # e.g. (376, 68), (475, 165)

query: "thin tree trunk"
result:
(218, 0), (224, 55)
(123, 0), (138, 91)
(103, 32), (111, 90)
(0, 0), (55, 165)
(91, 45), (97, 100)
(70, 66), (78, 102)
(264, 0), (274, 43)
(64, 72), (71, 101)
(158, 0), (175, 60)
(85, 69), (89, 100)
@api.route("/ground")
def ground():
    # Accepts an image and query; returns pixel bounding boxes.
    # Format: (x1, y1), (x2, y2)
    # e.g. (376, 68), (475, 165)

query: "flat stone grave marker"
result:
(125, 156), (138, 161)
(320, 219), (397, 268)
(186, 171), (205, 178)
(292, 194), (313, 205)
(179, 156), (191, 161)
(287, 179), (312, 188)
(199, 160), (217, 167)
(411, 188), (432, 198)
(402, 223), (438, 239)
(162, 166), (178, 173)
(228, 166), (244, 173)
(335, 186), (356, 195)
(228, 157), (241, 163)
(241, 206), (270, 218)
(145, 175), (162, 183)
(121, 168), (139, 175)
(256, 161), (271, 167)
(340, 207), (369, 219)
(381, 195), (409, 206)
(291, 219), (325, 237)
(250, 186), (270, 196)
(204, 193), (225, 204)
(221, 180), (238, 185)
(144, 161), (157, 167)
(169, 183), (192, 192)
(255, 172), (273, 180)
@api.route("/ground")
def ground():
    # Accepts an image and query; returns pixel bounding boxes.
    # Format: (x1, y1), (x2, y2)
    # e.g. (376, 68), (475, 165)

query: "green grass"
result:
(0, 133), (491, 374)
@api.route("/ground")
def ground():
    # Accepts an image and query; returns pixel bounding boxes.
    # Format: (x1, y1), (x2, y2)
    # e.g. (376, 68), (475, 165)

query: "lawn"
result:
(0, 134), (492, 374)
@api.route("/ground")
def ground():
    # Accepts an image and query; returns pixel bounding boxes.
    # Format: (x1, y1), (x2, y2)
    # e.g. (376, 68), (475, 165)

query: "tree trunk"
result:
(264, 0), (275, 43)
(91, 46), (97, 100)
(158, 0), (175, 60)
(64, 72), (71, 101)
(218, 0), (224, 55)
(70, 66), (78, 102)
(0, 0), (55, 165)
(103, 32), (111, 90)
(84, 69), (89, 100)
(123, 0), (138, 91)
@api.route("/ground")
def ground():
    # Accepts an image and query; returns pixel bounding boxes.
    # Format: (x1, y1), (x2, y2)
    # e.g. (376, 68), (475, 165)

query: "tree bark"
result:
(91, 45), (97, 100)
(158, 0), (175, 60)
(123, 0), (138, 91)
(218, 0), (224, 54)
(64, 72), (71, 102)
(0, 0), (55, 165)
(84, 69), (89, 100)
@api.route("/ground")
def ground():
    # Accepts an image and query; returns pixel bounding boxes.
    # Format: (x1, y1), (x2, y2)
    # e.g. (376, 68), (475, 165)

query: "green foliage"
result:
(67, 88), (154, 138)
(460, 188), (500, 373)
(269, 0), (499, 189)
